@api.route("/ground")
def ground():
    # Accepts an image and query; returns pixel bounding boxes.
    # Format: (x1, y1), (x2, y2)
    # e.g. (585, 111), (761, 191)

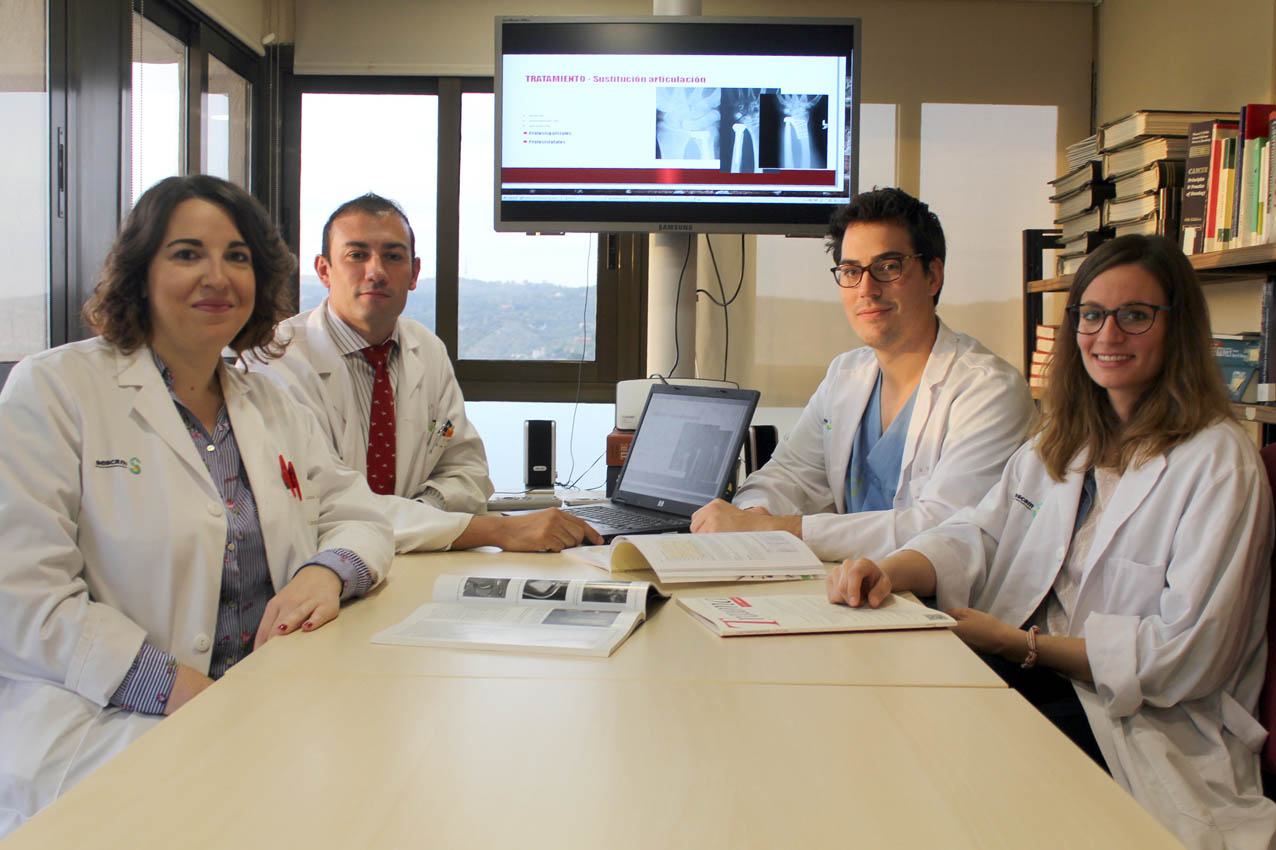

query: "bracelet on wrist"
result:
(1020, 625), (1041, 669)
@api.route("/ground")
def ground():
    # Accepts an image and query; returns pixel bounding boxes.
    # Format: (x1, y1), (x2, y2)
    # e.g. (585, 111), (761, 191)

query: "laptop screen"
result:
(613, 385), (760, 515)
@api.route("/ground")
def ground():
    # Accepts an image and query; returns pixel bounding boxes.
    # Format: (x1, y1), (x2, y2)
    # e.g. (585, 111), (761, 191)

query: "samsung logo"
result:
(658, 223), (693, 231)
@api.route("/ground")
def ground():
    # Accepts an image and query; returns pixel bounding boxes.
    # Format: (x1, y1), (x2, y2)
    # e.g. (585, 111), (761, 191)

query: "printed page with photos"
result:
(370, 575), (668, 657)
(567, 530), (825, 583)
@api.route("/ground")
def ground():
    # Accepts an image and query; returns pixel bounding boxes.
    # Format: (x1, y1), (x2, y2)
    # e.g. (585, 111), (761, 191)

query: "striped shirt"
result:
(320, 304), (445, 508)
(109, 354), (372, 714)
(323, 301), (401, 460)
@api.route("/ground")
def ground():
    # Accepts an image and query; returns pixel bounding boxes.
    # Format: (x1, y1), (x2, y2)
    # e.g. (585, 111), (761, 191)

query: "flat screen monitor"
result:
(495, 16), (861, 236)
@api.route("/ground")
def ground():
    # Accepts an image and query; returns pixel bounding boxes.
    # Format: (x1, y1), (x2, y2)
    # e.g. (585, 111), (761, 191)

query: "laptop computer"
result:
(565, 383), (760, 541)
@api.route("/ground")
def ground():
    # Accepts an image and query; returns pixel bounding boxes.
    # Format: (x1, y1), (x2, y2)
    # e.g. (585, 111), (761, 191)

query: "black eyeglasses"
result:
(830, 253), (922, 289)
(1066, 302), (1171, 335)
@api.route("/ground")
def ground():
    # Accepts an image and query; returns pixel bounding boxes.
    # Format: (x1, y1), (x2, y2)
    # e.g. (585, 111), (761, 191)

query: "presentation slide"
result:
(501, 53), (848, 200)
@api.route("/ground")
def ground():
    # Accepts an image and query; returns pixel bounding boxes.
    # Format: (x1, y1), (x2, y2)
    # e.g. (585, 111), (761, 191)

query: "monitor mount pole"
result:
(646, 0), (702, 378)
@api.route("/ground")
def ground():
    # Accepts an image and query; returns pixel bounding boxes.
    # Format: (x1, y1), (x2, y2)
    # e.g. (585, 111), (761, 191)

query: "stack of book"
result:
(1065, 134), (1099, 170)
(1097, 110), (1235, 249)
(1029, 324), (1057, 391)
(1050, 161), (1113, 276)
(1182, 105), (1273, 253)
(1106, 160), (1185, 239)
(1212, 332), (1261, 402)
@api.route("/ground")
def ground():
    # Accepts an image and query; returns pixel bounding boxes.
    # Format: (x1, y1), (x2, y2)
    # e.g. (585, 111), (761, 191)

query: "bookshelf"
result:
(1022, 236), (1276, 429)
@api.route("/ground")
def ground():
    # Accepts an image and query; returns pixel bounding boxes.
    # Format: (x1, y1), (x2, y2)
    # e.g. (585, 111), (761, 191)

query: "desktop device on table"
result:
(563, 383), (760, 541)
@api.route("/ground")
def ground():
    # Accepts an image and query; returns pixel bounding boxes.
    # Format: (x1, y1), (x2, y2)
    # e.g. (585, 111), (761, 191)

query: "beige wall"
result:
(1097, 0), (1275, 125)
(293, 0), (1093, 404)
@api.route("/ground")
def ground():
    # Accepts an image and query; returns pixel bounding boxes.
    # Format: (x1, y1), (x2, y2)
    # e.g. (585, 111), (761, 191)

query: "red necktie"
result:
(362, 341), (396, 495)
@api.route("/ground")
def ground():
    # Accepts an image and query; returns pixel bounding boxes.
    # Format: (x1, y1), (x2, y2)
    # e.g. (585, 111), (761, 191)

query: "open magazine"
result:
(678, 592), (956, 637)
(371, 575), (668, 657)
(567, 531), (825, 583)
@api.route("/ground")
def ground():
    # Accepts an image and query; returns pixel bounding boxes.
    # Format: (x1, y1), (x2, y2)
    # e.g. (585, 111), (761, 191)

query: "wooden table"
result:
(6, 675), (1177, 849)
(6, 552), (1183, 849)
(229, 550), (1006, 689)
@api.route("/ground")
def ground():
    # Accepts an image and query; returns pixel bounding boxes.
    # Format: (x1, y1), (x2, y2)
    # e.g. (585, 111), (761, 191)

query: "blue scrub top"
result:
(844, 371), (919, 514)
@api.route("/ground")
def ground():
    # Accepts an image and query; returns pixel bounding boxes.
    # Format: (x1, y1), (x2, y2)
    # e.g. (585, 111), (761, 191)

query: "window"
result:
(130, 12), (186, 204)
(285, 76), (646, 403)
(127, 0), (263, 203)
(457, 92), (597, 362)
(205, 55), (251, 187)
(0, 0), (51, 364)
(0, 0), (265, 390)
(297, 91), (439, 323)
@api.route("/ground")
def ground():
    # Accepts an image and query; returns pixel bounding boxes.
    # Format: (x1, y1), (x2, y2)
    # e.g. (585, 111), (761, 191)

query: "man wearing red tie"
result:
(250, 194), (599, 552)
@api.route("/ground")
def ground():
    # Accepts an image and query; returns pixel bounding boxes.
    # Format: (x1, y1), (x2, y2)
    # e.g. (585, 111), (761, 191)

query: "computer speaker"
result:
(524, 419), (556, 489)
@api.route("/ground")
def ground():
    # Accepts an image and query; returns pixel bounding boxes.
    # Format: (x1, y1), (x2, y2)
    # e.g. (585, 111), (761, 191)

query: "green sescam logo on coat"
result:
(94, 457), (142, 475)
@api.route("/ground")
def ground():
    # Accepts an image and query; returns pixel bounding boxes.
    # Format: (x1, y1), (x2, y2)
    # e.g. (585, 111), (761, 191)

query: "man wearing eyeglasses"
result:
(691, 187), (1034, 562)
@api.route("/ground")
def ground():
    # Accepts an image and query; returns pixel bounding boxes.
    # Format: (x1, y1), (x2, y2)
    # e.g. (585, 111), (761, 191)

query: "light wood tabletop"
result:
(228, 550), (1006, 688)
(7, 674), (1179, 850)
(5, 551), (1184, 849)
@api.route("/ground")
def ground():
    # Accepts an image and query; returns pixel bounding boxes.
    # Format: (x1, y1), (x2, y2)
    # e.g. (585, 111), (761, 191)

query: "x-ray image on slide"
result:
(718, 88), (771, 174)
(655, 87), (721, 161)
(759, 93), (828, 170)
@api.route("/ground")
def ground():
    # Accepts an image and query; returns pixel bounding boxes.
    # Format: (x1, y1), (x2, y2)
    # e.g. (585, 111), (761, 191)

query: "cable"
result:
(558, 235), (594, 488)
(566, 451), (605, 490)
(707, 236), (729, 381)
(665, 234), (693, 377)
(697, 234), (746, 306)
(698, 235), (747, 382)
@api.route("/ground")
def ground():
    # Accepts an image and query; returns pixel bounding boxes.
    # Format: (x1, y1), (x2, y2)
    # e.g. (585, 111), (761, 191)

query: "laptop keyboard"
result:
(568, 505), (681, 530)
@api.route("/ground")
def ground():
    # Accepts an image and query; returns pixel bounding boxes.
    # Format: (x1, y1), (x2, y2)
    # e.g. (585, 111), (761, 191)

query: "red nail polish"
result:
(278, 624), (287, 632)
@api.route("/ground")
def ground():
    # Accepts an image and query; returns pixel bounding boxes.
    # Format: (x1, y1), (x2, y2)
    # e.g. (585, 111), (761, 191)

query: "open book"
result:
(371, 575), (668, 657)
(678, 592), (956, 636)
(567, 531), (825, 583)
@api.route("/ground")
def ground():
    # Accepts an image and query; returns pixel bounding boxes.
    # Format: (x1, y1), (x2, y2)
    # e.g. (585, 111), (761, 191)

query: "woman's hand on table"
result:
(826, 558), (893, 608)
(254, 564), (343, 649)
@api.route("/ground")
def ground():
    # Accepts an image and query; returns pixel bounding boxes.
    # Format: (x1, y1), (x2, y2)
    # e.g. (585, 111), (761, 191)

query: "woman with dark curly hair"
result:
(0, 175), (393, 835)
(827, 235), (1276, 848)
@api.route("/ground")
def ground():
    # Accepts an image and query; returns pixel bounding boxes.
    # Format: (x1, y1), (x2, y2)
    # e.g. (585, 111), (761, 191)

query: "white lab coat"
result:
(0, 338), (394, 833)
(734, 320), (1034, 562)
(906, 422), (1276, 850)
(246, 302), (494, 552)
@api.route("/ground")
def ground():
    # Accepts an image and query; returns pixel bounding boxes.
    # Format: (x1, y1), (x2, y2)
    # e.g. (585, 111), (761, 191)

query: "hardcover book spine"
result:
(1268, 114), (1276, 244)
(1181, 122), (1215, 253)
(1258, 137), (1271, 245)
(1204, 123), (1240, 252)
(1231, 106), (1250, 251)
(1218, 137), (1238, 248)
(1205, 136), (1226, 251)
(1261, 277), (1276, 400)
